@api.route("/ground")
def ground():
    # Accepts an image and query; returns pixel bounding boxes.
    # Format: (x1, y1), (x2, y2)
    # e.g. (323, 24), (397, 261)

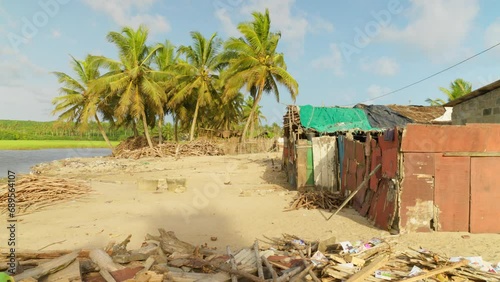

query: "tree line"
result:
(52, 9), (298, 149)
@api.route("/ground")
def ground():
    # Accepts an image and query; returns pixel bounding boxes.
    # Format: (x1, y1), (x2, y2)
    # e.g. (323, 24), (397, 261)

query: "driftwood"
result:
(145, 229), (195, 255)
(13, 251), (79, 281)
(0, 176), (91, 216)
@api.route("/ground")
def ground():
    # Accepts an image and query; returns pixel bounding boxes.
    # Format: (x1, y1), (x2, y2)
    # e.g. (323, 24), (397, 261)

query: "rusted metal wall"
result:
(400, 124), (500, 233)
(399, 153), (435, 233)
(434, 155), (470, 232)
(470, 157), (500, 233)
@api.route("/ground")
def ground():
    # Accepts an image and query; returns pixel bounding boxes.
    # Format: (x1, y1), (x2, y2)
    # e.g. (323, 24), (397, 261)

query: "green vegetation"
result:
(49, 8), (297, 147)
(0, 140), (119, 150)
(426, 78), (472, 106)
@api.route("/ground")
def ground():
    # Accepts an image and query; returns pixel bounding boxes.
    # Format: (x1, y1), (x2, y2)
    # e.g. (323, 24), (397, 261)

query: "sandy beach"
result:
(2, 152), (500, 264)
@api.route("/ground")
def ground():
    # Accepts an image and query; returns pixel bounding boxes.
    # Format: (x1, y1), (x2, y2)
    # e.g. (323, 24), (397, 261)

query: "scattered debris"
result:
(1, 230), (500, 281)
(285, 191), (345, 211)
(0, 175), (91, 216)
(113, 137), (225, 159)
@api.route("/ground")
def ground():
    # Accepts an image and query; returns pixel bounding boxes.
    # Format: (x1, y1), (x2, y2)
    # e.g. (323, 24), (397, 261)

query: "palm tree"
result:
(425, 98), (446, 106)
(426, 79), (472, 105)
(52, 55), (114, 149)
(154, 40), (178, 144)
(91, 25), (167, 149)
(439, 78), (472, 101)
(214, 92), (244, 132)
(168, 31), (223, 141)
(222, 9), (298, 142)
(243, 96), (266, 138)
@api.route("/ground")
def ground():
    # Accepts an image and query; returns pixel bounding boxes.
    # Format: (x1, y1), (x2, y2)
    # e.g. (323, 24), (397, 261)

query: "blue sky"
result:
(1, 0), (499, 125)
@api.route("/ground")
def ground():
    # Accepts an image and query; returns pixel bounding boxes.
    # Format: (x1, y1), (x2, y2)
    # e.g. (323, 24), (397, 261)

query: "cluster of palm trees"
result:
(52, 9), (299, 149)
(426, 78), (472, 106)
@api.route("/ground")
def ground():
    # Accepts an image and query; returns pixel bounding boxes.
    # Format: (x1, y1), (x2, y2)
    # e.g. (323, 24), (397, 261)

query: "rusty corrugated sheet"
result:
(368, 179), (398, 230)
(401, 124), (500, 152)
(470, 157), (500, 233)
(370, 139), (382, 191)
(400, 153), (435, 232)
(434, 155), (470, 232)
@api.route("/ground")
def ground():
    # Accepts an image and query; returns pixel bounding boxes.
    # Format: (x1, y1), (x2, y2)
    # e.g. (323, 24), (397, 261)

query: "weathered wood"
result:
(99, 269), (116, 282)
(261, 255), (277, 282)
(167, 271), (231, 282)
(254, 241), (264, 280)
(400, 260), (469, 282)
(226, 246), (238, 282)
(276, 266), (303, 282)
(89, 249), (124, 272)
(144, 229), (195, 255)
(292, 243), (320, 282)
(13, 251), (79, 281)
(346, 254), (389, 282)
(328, 163), (381, 220)
(42, 260), (81, 282)
(290, 264), (314, 282)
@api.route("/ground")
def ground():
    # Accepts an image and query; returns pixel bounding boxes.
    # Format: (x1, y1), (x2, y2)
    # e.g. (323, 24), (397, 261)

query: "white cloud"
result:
(485, 18), (500, 52)
(0, 46), (47, 86)
(311, 43), (343, 76)
(360, 57), (399, 76)
(51, 29), (61, 38)
(379, 0), (479, 61)
(83, 0), (170, 33)
(214, 0), (333, 55)
(367, 84), (391, 99)
(215, 8), (239, 37)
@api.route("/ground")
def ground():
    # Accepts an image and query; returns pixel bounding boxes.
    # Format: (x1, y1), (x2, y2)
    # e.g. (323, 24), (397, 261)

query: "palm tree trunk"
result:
(174, 115), (179, 142)
(141, 111), (154, 149)
(94, 114), (114, 150)
(158, 115), (163, 145)
(132, 119), (139, 137)
(240, 85), (263, 143)
(189, 99), (201, 141)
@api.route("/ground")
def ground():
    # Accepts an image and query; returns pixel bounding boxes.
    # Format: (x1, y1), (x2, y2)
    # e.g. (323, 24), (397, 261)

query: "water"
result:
(0, 148), (112, 175)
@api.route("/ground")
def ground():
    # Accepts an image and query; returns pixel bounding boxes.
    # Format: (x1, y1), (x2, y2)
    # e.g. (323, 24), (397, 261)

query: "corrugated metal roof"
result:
(298, 105), (376, 133)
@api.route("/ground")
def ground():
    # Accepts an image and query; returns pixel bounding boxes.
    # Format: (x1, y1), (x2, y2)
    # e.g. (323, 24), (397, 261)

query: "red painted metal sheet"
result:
(379, 129), (400, 179)
(353, 165), (366, 211)
(470, 157), (500, 233)
(355, 141), (365, 165)
(368, 179), (397, 230)
(401, 124), (500, 153)
(370, 141), (382, 191)
(400, 153), (435, 232)
(434, 155), (470, 232)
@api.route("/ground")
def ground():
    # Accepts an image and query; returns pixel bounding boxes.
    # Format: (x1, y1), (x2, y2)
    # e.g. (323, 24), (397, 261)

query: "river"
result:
(0, 148), (112, 175)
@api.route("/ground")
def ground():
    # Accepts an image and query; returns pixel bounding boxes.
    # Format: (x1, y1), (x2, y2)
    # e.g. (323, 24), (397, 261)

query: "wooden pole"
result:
(327, 163), (381, 220)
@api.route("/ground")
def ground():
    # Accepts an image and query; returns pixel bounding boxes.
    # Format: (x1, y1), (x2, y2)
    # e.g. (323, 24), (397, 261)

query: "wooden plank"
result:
(13, 251), (79, 281)
(312, 137), (337, 191)
(346, 254), (389, 282)
(42, 260), (81, 282)
(400, 260), (468, 281)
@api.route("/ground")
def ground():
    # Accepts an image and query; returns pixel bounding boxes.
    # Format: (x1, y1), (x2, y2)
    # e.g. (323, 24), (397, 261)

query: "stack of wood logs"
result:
(285, 191), (345, 211)
(113, 140), (225, 159)
(0, 175), (91, 216)
(2, 229), (499, 282)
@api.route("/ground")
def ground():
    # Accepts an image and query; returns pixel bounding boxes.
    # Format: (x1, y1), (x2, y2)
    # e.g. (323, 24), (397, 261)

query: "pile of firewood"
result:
(0, 175), (91, 216)
(3, 229), (499, 282)
(113, 139), (225, 159)
(285, 191), (345, 211)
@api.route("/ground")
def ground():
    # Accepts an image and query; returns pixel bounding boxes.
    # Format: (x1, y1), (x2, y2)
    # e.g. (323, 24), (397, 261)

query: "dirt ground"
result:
(2, 152), (500, 263)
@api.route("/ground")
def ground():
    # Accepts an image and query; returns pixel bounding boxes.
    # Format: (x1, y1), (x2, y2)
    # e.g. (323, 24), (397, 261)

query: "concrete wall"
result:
(452, 87), (500, 125)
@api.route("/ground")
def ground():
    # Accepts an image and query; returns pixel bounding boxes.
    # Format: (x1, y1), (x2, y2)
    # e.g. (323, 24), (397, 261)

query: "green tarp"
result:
(298, 105), (375, 133)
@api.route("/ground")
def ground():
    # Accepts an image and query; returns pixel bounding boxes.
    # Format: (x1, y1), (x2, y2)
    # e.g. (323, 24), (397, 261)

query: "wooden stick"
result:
(327, 164), (381, 220)
(290, 264), (314, 282)
(346, 254), (389, 282)
(13, 250), (79, 281)
(292, 243), (320, 282)
(400, 260), (469, 282)
(254, 240), (264, 279)
(227, 246), (238, 282)
(261, 255), (277, 282)
(276, 266), (303, 282)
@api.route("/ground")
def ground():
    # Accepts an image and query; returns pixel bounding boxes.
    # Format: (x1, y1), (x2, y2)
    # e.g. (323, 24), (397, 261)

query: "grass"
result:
(0, 140), (120, 150)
